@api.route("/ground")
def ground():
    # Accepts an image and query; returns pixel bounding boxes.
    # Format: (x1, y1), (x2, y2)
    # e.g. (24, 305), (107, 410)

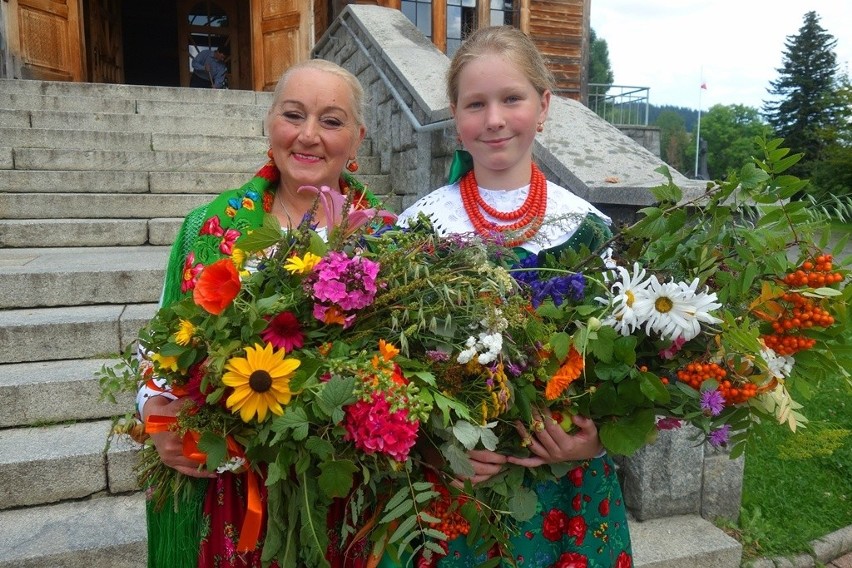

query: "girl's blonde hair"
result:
(447, 26), (555, 105)
(267, 59), (366, 128)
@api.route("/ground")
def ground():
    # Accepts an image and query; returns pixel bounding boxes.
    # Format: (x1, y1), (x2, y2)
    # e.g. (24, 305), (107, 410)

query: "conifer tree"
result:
(762, 11), (841, 178)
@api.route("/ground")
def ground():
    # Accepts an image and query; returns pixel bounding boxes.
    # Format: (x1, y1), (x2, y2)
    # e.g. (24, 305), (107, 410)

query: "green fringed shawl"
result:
(148, 169), (379, 568)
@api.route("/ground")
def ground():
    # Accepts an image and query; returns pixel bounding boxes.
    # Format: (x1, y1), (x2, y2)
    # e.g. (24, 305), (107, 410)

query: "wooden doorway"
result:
(84, 0), (124, 83)
(178, 0), (241, 89)
(4, 0), (85, 81)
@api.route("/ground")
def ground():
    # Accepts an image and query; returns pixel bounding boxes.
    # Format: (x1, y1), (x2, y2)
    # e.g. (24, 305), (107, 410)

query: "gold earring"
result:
(346, 158), (359, 173)
(266, 148), (275, 164)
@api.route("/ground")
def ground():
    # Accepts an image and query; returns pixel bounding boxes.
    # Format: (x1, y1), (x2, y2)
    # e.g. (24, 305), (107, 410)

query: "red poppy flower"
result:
(598, 497), (610, 517)
(193, 258), (241, 314)
(615, 551), (633, 568)
(261, 312), (305, 353)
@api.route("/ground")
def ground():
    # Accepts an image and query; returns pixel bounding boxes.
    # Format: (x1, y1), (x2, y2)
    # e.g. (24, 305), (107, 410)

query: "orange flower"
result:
(193, 258), (241, 315)
(378, 339), (400, 361)
(545, 346), (584, 400)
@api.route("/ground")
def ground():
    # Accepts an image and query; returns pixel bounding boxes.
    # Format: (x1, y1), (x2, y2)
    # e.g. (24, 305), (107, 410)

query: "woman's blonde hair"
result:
(447, 26), (555, 105)
(267, 59), (366, 127)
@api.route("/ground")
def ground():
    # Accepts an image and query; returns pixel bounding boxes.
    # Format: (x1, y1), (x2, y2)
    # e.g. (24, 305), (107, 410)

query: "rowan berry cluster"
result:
(424, 483), (470, 542)
(762, 255), (841, 356)
(676, 361), (758, 405)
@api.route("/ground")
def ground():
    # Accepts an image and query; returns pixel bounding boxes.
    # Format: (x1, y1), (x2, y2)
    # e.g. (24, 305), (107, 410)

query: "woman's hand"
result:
(451, 449), (508, 488)
(506, 411), (603, 468)
(142, 396), (217, 478)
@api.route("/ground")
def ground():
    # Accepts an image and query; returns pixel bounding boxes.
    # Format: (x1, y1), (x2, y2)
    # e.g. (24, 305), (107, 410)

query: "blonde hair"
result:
(267, 59), (366, 127)
(447, 26), (555, 105)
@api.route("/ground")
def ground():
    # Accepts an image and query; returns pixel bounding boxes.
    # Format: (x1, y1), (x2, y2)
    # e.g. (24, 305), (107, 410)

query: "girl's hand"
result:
(507, 411), (603, 468)
(143, 396), (217, 478)
(451, 449), (508, 488)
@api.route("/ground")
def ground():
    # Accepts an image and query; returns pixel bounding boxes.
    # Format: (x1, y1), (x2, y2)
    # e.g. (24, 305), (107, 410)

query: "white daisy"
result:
(635, 276), (722, 341)
(598, 263), (652, 336)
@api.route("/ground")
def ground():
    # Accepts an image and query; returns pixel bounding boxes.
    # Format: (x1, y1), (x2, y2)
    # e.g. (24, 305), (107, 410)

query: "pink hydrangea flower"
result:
(343, 392), (419, 462)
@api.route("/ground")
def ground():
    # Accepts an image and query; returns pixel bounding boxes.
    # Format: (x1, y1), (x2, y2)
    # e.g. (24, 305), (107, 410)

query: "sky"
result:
(590, 0), (852, 111)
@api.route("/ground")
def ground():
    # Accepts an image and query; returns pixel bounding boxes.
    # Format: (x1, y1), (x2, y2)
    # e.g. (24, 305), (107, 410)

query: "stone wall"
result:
(314, 5), (457, 213)
(316, 4), (743, 526)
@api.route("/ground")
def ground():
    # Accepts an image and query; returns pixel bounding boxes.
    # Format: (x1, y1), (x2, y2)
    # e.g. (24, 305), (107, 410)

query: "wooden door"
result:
(250, 0), (310, 92)
(5, 0), (85, 81)
(178, 0), (240, 88)
(85, 0), (124, 83)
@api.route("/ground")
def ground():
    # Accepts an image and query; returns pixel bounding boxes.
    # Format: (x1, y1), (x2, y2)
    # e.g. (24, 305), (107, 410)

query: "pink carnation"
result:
(344, 393), (419, 462)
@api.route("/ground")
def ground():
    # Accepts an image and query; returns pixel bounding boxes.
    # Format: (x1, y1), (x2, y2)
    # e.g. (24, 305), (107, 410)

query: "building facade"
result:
(0, 0), (589, 100)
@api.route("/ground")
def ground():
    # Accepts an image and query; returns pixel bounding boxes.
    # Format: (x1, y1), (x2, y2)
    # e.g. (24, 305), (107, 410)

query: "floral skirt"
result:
(379, 455), (632, 568)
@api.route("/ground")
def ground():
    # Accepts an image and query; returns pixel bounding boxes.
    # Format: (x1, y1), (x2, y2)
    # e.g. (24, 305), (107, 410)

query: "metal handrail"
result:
(338, 19), (455, 133)
(586, 84), (651, 126)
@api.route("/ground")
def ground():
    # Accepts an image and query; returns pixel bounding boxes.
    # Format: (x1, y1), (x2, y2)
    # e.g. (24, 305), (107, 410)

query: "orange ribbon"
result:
(144, 414), (177, 434)
(236, 467), (263, 552)
(144, 414), (263, 552)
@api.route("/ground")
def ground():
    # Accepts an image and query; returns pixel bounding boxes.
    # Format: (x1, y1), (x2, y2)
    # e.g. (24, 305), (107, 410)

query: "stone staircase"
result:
(0, 77), (742, 567)
(0, 78), (389, 567)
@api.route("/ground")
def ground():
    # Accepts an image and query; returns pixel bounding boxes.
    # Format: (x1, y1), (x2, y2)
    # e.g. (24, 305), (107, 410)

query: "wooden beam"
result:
(519, 0), (530, 33)
(477, 0), (489, 30)
(432, 1), (446, 53)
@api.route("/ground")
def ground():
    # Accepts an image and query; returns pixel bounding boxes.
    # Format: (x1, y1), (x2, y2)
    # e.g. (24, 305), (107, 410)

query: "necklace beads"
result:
(459, 164), (548, 247)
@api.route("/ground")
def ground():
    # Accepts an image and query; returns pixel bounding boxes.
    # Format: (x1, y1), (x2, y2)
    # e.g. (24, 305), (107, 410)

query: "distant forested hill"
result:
(649, 104), (698, 131)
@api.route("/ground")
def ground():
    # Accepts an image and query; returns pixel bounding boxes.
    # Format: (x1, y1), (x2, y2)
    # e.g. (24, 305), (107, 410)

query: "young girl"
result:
(395, 26), (633, 568)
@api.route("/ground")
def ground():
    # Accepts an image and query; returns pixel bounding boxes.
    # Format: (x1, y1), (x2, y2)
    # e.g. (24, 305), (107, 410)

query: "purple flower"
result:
(700, 389), (725, 417)
(426, 350), (450, 362)
(708, 424), (732, 448)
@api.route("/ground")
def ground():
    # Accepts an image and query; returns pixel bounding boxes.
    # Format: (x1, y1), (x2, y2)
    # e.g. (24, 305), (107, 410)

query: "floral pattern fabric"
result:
(437, 455), (632, 568)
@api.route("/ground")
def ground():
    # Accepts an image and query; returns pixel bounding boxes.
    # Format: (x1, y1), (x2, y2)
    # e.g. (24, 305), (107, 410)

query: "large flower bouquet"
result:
(101, 138), (850, 567)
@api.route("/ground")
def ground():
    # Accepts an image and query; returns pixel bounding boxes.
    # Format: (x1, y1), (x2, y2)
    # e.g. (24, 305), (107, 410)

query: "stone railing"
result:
(316, 3), (742, 526)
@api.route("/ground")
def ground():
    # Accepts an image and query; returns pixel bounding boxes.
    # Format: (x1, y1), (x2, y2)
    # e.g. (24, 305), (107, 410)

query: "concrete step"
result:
(10, 147), (381, 175)
(0, 359), (135, 427)
(0, 127), (271, 154)
(0, 169), (249, 193)
(631, 514), (742, 567)
(0, 246), (167, 308)
(0, 303), (157, 363)
(0, 493), (147, 568)
(0, 191), (217, 219)
(0, 92), (136, 113)
(12, 148), (262, 173)
(0, 92), (269, 120)
(1, 109), (264, 137)
(0, 218), (152, 247)
(0, 77), (273, 106)
(0, 218), (184, 247)
(0, 420), (117, 509)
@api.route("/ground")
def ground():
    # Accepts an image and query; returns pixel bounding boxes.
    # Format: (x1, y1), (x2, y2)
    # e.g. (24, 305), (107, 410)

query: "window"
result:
(447, 0), (476, 56)
(401, 0), (432, 38)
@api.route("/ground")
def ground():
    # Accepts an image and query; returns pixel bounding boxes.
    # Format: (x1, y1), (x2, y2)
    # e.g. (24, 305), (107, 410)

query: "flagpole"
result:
(694, 72), (704, 178)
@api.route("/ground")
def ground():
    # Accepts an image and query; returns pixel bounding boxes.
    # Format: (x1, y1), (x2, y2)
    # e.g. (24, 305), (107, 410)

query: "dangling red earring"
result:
(346, 159), (359, 173)
(536, 122), (544, 133)
(266, 148), (275, 164)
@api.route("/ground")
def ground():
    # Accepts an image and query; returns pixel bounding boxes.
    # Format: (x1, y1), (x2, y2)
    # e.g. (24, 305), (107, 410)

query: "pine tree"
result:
(762, 11), (842, 178)
(588, 29), (614, 86)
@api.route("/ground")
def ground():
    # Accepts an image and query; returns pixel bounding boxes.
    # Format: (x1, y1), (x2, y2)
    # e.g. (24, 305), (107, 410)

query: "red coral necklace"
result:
(459, 163), (548, 247)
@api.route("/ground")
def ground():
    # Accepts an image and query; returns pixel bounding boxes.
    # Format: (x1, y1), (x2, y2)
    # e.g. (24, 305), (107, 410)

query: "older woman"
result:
(137, 59), (379, 568)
